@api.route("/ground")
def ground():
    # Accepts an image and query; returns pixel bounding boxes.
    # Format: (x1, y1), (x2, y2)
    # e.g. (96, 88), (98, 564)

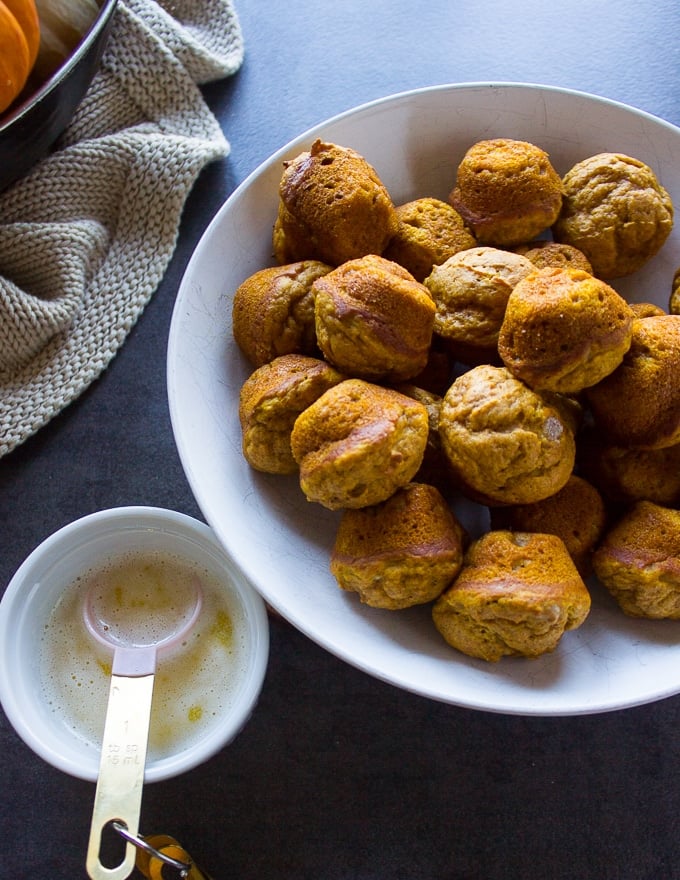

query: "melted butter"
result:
(188, 705), (203, 723)
(39, 551), (248, 761)
(211, 609), (234, 647)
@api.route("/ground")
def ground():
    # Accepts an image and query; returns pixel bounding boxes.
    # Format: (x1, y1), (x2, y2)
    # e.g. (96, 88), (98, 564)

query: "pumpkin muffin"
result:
(438, 364), (576, 506)
(330, 482), (466, 609)
(239, 354), (346, 474)
(514, 240), (593, 273)
(592, 501), (680, 619)
(432, 530), (591, 661)
(586, 315), (680, 449)
(290, 378), (429, 510)
(425, 246), (535, 365)
(490, 474), (607, 576)
(382, 197), (476, 281)
(578, 429), (680, 507)
(629, 302), (666, 319)
(498, 267), (635, 394)
(272, 140), (398, 266)
(313, 254), (436, 383)
(553, 152), (674, 279)
(232, 260), (331, 367)
(448, 138), (563, 247)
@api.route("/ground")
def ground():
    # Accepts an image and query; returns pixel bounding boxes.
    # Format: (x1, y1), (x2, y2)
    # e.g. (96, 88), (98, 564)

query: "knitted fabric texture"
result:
(0, 0), (243, 456)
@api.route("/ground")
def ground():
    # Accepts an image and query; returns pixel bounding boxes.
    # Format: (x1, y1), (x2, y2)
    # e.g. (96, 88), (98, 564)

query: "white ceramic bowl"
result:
(168, 82), (680, 716)
(0, 507), (269, 781)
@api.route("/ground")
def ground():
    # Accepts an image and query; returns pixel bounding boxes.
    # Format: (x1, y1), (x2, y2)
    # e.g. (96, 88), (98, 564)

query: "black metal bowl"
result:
(0, 0), (118, 192)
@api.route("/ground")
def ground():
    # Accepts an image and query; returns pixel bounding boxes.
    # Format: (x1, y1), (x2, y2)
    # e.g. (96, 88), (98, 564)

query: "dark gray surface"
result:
(2, 1), (680, 877)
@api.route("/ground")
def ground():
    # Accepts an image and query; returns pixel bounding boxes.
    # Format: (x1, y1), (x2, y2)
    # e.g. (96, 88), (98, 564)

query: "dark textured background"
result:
(2, 1), (680, 877)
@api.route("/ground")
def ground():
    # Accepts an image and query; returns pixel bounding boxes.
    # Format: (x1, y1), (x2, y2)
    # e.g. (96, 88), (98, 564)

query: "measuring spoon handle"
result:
(86, 673), (155, 880)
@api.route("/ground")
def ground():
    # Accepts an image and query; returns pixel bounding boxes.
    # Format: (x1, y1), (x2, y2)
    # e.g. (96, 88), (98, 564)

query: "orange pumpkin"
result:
(0, 0), (40, 114)
(4, 0), (40, 65)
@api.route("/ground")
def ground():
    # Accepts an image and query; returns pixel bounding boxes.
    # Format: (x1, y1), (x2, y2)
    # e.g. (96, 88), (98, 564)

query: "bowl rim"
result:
(217, 80), (680, 202)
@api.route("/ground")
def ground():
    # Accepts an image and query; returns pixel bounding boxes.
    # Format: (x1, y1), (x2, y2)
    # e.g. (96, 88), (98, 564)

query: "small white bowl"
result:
(0, 506), (269, 782)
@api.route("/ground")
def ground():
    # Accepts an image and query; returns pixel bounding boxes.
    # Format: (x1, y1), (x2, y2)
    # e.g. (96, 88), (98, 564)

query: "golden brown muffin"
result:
(382, 197), (476, 281)
(586, 315), (680, 449)
(498, 267), (635, 394)
(448, 138), (563, 247)
(290, 378), (429, 509)
(232, 261), (332, 366)
(592, 501), (680, 619)
(239, 355), (346, 474)
(425, 246), (535, 365)
(330, 482), (466, 609)
(553, 152), (674, 279)
(272, 140), (398, 266)
(578, 428), (680, 507)
(313, 254), (436, 382)
(490, 475), (607, 576)
(432, 530), (591, 661)
(629, 301), (667, 319)
(671, 268), (680, 315)
(514, 240), (593, 274)
(438, 364), (576, 506)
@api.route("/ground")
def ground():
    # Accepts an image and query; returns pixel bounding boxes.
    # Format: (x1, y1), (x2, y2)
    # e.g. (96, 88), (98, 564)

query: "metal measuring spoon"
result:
(84, 573), (203, 880)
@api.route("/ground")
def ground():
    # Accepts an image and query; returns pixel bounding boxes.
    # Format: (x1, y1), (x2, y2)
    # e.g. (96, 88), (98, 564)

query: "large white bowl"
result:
(168, 83), (680, 716)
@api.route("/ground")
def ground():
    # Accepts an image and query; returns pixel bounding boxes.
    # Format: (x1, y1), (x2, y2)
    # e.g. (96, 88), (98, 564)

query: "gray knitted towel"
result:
(0, 0), (243, 456)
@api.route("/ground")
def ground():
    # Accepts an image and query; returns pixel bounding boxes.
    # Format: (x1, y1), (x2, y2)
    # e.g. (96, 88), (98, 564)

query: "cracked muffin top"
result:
(553, 152), (673, 278)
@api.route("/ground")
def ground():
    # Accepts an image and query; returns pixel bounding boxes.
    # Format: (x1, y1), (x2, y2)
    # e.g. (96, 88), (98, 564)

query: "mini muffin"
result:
(592, 501), (680, 619)
(438, 364), (576, 506)
(272, 140), (398, 266)
(232, 261), (332, 366)
(448, 138), (563, 247)
(432, 530), (591, 661)
(498, 267), (635, 394)
(490, 475), (607, 576)
(578, 429), (680, 507)
(514, 240), (593, 274)
(553, 152), (674, 279)
(671, 268), (680, 315)
(330, 482), (466, 609)
(629, 302), (666, 319)
(290, 378), (429, 510)
(239, 355), (346, 474)
(586, 315), (680, 449)
(425, 246), (535, 365)
(382, 197), (476, 281)
(313, 254), (436, 382)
